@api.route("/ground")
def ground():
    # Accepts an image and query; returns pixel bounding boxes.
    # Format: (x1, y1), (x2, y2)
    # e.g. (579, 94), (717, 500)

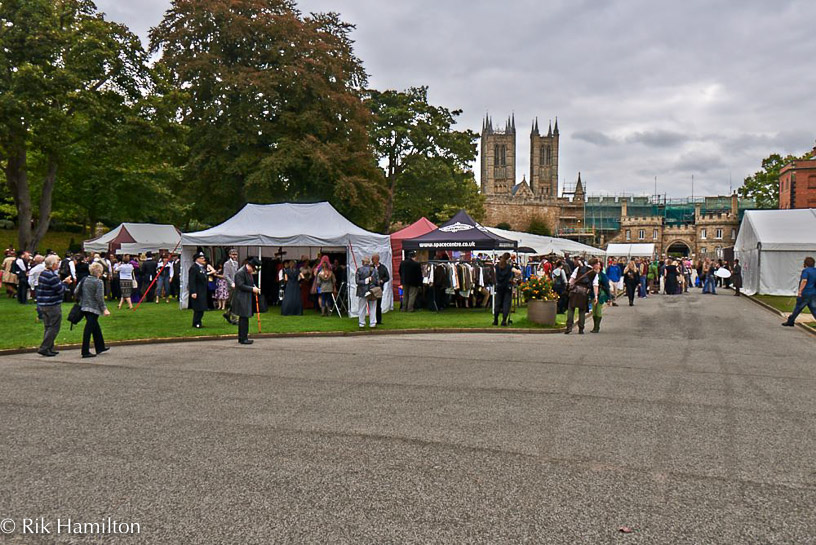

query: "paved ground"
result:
(0, 290), (814, 544)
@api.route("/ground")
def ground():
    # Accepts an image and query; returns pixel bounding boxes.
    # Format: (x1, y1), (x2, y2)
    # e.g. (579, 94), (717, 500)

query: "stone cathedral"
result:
(480, 114), (584, 235)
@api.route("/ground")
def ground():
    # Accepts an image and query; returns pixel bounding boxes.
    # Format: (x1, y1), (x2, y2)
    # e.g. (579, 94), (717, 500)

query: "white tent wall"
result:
(734, 209), (816, 295)
(179, 243), (393, 316)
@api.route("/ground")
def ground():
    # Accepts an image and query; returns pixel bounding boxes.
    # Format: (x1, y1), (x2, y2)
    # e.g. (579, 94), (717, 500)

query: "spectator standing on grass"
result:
(2, 249), (19, 298)
(35, 255), (72, 357)
(356, 256), (378, 328)
(372, 253), (389, 326)
(782, 256), (816, 327)
(188, 252), (209, 328)
(222, 249), (240, 324)
(13, 250), (30, 304)
(400, 252), (423, 312)
(493, 252), (514, 327)
(78, 262), (110, 359)
(114, 255), (135, 310)
(316, 259), (336, 317)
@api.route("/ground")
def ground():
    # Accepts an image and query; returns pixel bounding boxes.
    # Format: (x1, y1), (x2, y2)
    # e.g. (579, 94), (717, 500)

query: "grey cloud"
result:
(96, 0), (816, 198)
(626, 130), (690, 148)
(573, 130), (616, 147)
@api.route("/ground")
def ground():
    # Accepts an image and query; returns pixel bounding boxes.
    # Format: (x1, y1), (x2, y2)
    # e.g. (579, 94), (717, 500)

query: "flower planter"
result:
(527, 299), (557, 325)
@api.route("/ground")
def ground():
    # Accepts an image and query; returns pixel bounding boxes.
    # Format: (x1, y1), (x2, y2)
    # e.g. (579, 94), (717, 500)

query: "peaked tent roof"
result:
(84, 223), (181, 253)
(735, 209), (816, 251)
(181, 202), (389, 247)
(402, 210), (517, 251)
(390, 217), (437, 242)
(486, 227), (601, 256)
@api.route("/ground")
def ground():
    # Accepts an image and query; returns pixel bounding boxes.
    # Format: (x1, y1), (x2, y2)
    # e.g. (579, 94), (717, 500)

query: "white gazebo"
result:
(734, 209), (816, 295)
(180, 202), (393, 315)
(605, 243), (655, 258)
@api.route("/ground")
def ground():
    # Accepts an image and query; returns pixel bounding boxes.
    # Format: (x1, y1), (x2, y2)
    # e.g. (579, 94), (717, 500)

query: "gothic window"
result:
(493, 144), (506, 167)
(546, 146), (552, 165)
(540, 146), (545, 165)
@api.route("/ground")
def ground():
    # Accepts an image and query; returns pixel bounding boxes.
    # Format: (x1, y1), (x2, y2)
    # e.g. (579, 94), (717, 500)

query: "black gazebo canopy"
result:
(402, 210), (517, 251)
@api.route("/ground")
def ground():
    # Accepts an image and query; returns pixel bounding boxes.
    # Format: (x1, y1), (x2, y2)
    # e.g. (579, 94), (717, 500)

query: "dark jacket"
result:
(141, 259), (158, 282)
(495, 263), (513, 292)
(356, 264), (378, 298)
(188, 264), (209, 311)
(375, 263), (390, 287)
(36, 269), (65, 307)
(401, 258), (423, 287)
(232, 266), (256, 318)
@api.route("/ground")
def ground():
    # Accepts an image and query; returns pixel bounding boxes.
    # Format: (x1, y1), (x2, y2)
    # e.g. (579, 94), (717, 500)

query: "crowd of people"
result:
(4, 243), (814, 355)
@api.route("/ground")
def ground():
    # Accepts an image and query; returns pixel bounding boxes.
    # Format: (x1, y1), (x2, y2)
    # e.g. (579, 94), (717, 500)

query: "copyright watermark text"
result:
(1, 517), (140, 535)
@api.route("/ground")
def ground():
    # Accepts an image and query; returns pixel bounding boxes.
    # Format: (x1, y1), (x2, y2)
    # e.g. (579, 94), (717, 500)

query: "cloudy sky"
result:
(96, 0), (816, 198)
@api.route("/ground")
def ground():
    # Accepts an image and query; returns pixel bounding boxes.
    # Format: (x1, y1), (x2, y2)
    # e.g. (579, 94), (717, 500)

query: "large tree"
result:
(150, 0), (384, 229)
(738, 152), (806, 209)
(366, 87), (483, 232)
(0, 0), (151, 251)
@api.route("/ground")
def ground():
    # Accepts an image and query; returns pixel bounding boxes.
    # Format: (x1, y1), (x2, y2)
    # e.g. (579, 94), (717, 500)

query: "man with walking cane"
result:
(233, 257), (262, 344)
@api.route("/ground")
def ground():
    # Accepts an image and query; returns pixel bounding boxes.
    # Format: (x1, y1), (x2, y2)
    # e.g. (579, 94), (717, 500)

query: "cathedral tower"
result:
(480, 114), (516, 195)
(529, 117), (559, 198)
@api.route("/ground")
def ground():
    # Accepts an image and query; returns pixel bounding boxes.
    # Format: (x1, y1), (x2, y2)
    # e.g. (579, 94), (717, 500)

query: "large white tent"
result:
(180, 202), (393, 315)
(485, 227), (602, 256)
(734, 209), (816, 295)
(605, 243), (655, 258)
(83, 223), (181, 255)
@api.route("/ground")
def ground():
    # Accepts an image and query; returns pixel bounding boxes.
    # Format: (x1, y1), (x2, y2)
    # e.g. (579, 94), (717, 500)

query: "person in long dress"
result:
(281, 260), (303, 316)
(664, 259), (679, 295)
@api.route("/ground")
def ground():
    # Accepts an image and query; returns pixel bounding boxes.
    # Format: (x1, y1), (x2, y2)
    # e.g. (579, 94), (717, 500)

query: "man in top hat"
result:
(233, 257), (262, 344)
(188, 251), (209, 328)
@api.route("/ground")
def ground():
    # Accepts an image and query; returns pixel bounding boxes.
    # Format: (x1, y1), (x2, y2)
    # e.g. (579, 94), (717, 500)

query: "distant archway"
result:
(666, 241), (691, 257)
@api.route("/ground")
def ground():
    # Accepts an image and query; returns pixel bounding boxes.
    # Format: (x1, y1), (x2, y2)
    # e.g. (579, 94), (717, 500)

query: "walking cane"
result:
(255, 291), (262, 333)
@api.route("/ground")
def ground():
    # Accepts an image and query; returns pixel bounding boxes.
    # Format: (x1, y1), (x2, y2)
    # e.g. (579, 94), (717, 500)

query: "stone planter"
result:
(526, 299), (557, 326)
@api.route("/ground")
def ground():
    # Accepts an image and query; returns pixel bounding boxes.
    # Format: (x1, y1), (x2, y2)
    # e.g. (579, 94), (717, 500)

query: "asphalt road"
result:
(1, 290), (814, 544)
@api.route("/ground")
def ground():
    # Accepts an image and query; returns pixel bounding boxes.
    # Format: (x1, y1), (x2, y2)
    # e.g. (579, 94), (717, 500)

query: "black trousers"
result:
(238, 317), (249, 342)
(375, 297), (383, 324)
(81, 311), (105, 355)
(494, 289), (512, 321)
(17, 280), (28, 304)
(192, 310), (204, 327)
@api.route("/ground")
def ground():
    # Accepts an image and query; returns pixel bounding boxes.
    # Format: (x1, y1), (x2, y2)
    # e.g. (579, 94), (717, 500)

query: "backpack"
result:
(59, 258), (71, 279)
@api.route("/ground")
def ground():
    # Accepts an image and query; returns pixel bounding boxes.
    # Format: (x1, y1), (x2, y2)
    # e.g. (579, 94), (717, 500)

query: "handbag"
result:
(132, 278), (138, 289)
(369, 286), (383, 299)
(67, 279), (85, 330)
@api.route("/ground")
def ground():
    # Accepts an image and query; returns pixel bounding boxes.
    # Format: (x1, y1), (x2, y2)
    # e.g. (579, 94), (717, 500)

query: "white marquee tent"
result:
(180, 202), (393, 315)
(734, 208), (816, 295)
(83, 223), (181, 255)
(605, 243), (655, 258)
(486, 227), (602, 256)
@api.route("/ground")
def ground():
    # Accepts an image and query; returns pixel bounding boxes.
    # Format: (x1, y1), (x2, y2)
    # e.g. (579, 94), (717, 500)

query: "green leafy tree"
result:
(150, 0), (384, 229)
(738, 152), (806, 209)
(0, 0), (151, 251)
(366, 86), (484, 232)
(526, 216), (552, 236)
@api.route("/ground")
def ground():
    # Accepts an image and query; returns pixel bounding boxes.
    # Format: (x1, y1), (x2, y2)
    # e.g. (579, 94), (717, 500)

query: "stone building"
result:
(480, 114), (585, 235)
(605, 194), (745, 258)
(779, 143), (816, 209)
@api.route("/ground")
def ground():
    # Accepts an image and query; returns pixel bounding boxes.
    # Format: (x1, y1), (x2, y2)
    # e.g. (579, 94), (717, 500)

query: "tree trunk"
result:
(4, 147), (33, 251)
(30, 157), (58, 252)
(381, 154), (398, 233)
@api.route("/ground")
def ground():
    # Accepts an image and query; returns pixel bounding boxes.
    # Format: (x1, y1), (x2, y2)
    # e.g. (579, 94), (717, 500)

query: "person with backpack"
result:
(551, 260), (569, 314)
(565, 257), (600, 335)
(591, 262), (612, 333)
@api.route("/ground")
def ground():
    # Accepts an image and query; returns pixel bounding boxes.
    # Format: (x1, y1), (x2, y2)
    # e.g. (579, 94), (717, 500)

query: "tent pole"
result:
(258, 246), (262, 297)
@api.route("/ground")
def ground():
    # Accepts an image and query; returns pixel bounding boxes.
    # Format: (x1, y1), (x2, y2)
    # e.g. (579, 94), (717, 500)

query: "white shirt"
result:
(28, 263), (46, 287)
(68, 259), (76, 279)
(570, 266), (600, 287)
(115, 262), (134, 280)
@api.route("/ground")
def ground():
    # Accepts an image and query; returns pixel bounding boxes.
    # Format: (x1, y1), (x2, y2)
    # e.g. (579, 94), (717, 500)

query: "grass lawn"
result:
(754, 295), (812, 315)
(1, 229), (87, 255)
(0, 295), (565, 351)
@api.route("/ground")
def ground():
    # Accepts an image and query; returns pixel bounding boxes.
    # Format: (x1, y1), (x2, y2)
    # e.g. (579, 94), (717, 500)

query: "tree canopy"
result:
(738, 152), (805, 209)
(366, 87), (484, 232)
(150, 0), (385, 230)
(0, 0), (158, 251)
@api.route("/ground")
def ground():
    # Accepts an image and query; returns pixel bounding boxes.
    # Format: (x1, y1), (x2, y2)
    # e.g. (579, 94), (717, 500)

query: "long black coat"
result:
(232, 266), (256, 318)
(188, 264), (208, 311)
